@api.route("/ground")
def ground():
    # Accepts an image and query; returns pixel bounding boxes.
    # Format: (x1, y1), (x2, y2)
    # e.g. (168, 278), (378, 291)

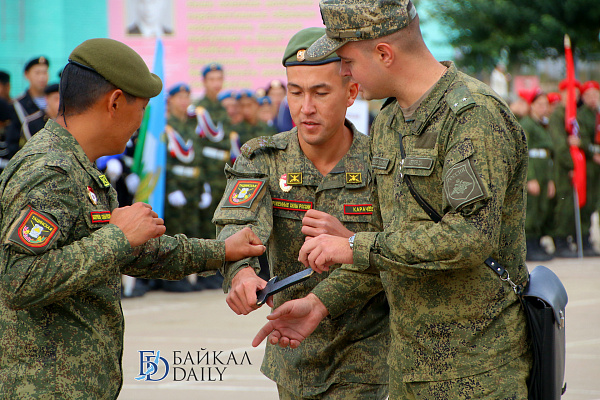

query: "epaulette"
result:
(381, 97), (396, 110)
(44, 155), (72, 175)
(446, 83), (476, 115)
(241, 134), (287, 158)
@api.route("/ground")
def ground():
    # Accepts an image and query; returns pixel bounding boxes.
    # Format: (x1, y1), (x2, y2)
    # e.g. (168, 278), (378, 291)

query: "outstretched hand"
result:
(252, 294), (329, 349)
(224, 227), (266, 261)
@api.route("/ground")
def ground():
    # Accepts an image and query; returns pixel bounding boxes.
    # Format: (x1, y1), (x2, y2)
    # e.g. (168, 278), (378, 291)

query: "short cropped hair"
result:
(58, 62), (136, 118)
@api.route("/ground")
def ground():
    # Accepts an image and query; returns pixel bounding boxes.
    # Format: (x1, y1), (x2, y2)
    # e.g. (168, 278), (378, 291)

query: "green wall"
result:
(0, 0), (108, 98)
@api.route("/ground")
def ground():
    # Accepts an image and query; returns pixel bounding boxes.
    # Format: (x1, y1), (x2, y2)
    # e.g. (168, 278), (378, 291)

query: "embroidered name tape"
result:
(343, 204), (373, 215)
(8, 207), (60, 255)
(90, 211), (111, 224)
(272, 198), (313, 212)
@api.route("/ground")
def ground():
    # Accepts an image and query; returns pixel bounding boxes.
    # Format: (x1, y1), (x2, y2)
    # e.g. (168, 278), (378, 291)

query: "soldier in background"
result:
(235, 89), (276, 145)
(547, 79), (581, 258)
(519, 87), (555, 261)
(6, 56), (50, 158)
(578, 80), (600, 256)
(0, 71), (14, 172)
(43, 83), (60, 121)
(196, 63), (227, 124)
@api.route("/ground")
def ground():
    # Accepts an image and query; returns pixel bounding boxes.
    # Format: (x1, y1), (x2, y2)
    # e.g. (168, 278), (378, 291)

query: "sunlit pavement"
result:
(118, 256), (600, 400)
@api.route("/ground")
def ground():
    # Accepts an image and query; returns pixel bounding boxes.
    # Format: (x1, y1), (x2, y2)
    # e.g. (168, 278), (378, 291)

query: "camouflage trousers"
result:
(277, 383), (388, 400)
(390, 350), (531, 400)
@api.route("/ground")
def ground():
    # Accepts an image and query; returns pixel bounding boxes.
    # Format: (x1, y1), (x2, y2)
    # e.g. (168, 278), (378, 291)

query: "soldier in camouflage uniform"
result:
(235, 89), (277, 145)
(578, 81), (600, 256)
(519, 88), (555, 261)
(547, 80), (581, 258)
(213, 28), (389, 399)
(254, 2), (532, 398)
(0, 38), (265, 399)
(195, 63), (228, 125)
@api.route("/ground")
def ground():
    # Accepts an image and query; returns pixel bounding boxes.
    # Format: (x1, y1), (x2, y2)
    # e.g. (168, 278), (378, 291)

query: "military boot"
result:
(553, 237), (578, 258)
(526, 237), (553, 262)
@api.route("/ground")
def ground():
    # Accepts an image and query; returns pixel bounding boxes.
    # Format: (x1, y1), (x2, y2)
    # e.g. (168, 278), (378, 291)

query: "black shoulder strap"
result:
(397, 132), (514, 288)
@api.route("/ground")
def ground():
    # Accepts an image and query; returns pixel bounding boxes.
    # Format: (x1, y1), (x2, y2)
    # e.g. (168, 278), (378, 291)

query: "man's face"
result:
(530, 96), (549, 120)
(0, 82), (10, 100)
(582, 88), (600, 109)
(239, 97), (258, 122)
(25, 65), (49, 93)
(286, 62), (356, 147)
(111, 96), (149, 155)
(204, 70), (224, 98)
(222, 97), (240, 121)
(336, 41), (385, 101)
(167, 90), (191, 117)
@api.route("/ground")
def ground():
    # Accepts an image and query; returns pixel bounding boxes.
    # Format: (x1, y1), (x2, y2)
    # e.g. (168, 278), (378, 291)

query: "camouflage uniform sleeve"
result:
(353, 103), (521, 277)
(120, 235), (225, 279)
(213, 154), (272, 291)
(0, 168), (132, 310)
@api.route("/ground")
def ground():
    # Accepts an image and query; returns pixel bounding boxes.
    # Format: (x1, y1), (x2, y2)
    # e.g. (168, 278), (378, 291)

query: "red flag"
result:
(564, 34), (586, 208)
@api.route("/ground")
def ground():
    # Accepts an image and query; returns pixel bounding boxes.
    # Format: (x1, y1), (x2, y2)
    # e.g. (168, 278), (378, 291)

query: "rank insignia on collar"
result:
(223, 179), (266, 209)
(286, 172), (302, 185)
(98, 174), (110, 187)
(8, 206), (60, 255)
(346, 172), (362, 184)
(279, 174), (292, 192)
(87, 186), (98, 205)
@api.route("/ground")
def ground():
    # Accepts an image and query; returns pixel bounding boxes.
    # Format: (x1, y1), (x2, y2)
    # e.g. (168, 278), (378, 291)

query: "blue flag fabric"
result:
(133, 39), (166, 218)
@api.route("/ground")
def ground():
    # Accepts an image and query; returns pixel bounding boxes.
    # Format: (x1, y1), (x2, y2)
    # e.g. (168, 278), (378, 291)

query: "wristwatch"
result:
(348, 234), (356, 250)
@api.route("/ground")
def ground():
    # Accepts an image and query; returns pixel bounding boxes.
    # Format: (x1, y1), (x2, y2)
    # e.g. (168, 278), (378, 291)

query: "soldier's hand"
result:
(547, 180), (556, 199)
(110, 202), (166, 247)
(301, 209), (354, 239)
(252, 294), (329, 349)
(224, 227), (266, 261)
(227, 266), (273, 315)
(298, 234), (353, 274)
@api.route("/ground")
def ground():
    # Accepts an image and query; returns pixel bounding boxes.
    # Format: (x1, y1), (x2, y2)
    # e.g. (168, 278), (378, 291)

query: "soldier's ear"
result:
(346, 82), (359, 108)
(374, 43), (394, 67)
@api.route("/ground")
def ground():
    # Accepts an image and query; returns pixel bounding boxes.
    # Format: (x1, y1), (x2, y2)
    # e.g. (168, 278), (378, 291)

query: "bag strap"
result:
(397, 132), (522, 294)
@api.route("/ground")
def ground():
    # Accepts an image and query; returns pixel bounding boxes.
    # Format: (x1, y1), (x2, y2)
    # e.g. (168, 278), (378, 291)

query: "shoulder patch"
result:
(8, 206), (60, 255)
(241, 135), (286, 158)
(444, 158), (486, 211)
(446, 84), (476, 115)
(222, 178), (267, 209)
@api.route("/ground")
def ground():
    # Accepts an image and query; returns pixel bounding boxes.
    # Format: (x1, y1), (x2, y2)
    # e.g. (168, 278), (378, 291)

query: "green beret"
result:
(282, 28), (341, 67)
(69, 38), (162, 98)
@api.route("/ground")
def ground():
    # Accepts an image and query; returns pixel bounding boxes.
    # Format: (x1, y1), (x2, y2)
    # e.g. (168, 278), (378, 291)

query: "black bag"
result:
(520, 265), (568, 399)
(398, 133), (568, 398)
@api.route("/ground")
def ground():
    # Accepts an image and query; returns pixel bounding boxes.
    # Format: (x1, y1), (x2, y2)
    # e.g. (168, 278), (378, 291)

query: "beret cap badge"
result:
(296, 49), (306, 62)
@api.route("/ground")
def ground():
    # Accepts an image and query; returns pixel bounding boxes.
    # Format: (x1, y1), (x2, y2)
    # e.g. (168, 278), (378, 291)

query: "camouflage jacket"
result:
(213, 121), (389, 397)
(0, 120), (224, 399)
(321, 62), (530, 382)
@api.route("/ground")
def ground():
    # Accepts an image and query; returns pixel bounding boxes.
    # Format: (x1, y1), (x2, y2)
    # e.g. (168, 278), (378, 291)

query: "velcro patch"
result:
(346, 172), (362, 184)
(444, 158), (485, 210)
(272, 198), (313, 212)
(8, 207), (60, 254)
(90, 211), (111, 224)
(286, 173), (302, 185)
(98, 174), (111, 187)
(223, 179), (266, 209)
(343, 204), (373, 215)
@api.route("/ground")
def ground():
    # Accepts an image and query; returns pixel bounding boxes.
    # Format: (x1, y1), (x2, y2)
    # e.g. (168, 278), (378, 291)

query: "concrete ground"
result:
(119, 256), (600, 400)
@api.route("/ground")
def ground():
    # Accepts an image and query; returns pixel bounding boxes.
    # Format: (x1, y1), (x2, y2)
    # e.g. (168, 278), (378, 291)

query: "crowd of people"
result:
(506, 79), (600, 261)
(0, 56), (301, 297)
